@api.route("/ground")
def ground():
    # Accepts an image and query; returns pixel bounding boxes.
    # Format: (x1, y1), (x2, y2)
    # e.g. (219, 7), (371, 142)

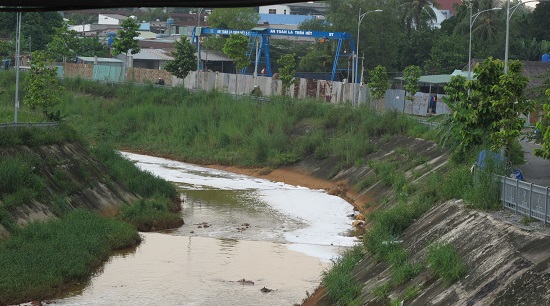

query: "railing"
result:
(499, 175), (550, 224)
(416, 119), (439, 130)
(0, 122), (60, 129)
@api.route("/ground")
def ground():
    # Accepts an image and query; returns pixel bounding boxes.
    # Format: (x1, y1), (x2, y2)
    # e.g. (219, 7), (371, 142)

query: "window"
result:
(284, 10), (287, 14)
(268, 9), (276, 14)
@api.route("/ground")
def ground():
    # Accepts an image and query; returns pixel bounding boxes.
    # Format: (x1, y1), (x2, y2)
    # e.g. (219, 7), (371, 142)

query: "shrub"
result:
(0, 209), (140, 304)
(426, 242), (467, 285)
(118, 196), (183, 231)
(90, 143), (177, 199)
(322, 245), (364, 305)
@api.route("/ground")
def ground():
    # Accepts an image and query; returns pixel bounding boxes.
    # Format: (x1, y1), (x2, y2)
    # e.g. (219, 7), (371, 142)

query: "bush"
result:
(322, 245), (364, 305)
(118, 196), (183, 231)
(90, 143), (177, 199)
(0, 209), (140, 305)
(426, 242), (467, 285)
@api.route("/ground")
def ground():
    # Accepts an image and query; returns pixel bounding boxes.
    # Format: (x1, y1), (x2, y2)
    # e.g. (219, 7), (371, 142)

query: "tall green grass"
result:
(119, 196), (183, 231)
(52, 77), (430, 167)
(0, 209), (140, 305)
(0, 124), (80, 146)
(321, 245), (364, 306)
(426, 242), (467, 285)
(0, 154), (45, 210)
(90, 143), (177, 199)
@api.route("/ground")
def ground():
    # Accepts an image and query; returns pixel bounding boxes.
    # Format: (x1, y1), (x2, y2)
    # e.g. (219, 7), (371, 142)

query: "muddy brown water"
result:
(46, 153), (356, 306)
(53, 233), (327, 305)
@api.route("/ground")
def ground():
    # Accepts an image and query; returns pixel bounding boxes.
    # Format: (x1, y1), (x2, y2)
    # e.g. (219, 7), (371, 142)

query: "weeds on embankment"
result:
(0, 209), (141, 305)
(0, 123), (180, 304)
(323, 147), (510, 305)
(0, 74), (519, 305)
(54, 77), (432, 168)
(321, 245), (365, 306)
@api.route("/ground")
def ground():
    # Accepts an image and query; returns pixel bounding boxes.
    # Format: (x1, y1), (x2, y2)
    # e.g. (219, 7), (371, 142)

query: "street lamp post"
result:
(14, 12), (21, 124)
(354, 8), (382, 106)
(196, 8), (204, 89)
(468, 5), (502, 80)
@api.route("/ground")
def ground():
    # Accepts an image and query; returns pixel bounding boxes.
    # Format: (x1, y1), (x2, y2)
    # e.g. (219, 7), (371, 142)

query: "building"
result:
(114, 48), (174, 70)
(98, 13), (129, 25)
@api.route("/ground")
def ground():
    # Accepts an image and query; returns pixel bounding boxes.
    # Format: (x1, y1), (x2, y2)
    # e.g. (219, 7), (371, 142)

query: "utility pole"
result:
(14, 12), (21, 124)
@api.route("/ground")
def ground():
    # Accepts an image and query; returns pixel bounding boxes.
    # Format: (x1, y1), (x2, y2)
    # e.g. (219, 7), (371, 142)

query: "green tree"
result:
(442, 57), (533, 157)
(327, 0), (401, 71)
(111, 17), (141, 67)
(223, 34), (250, 90)
(164, 36), (197, 79)
(20, 12), (63, 51)
(298, 48), (332, 72)
(0, 40), (13, 57)
(79, 36), (110, 58)
(298, 18), (330, 32)
(368, 65), (389, 110)
(65, 12), (98, 26)
(222, 34), (250, 73)
(528, 2), (550, 41)
(277, 53), (297, 96)
(512, 37), (542, 61)
(534, 90), (550, 159)
(203, 8), (259, 52)
(207, 8), (259, 30)
(24, 50), (63, 120)
(489, 60), (533, 159)
(142, 8), (169, 22)
(403, 65), (422, 103)
(424, 33), (468, 74)
(399, 0), (437, 32)
(398, 28), (437, 69)
(47, 22), (80, 63)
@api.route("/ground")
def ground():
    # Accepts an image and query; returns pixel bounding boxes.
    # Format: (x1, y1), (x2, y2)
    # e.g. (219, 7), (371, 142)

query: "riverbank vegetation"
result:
(0, 209), (140, 305)
(0, 124), (180, 303)
(54, 77), (432, 169)
(0, 74), (527, 305)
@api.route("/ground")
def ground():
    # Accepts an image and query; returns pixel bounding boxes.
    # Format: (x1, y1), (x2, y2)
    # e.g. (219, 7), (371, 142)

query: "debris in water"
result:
(236, 278), (254, 285)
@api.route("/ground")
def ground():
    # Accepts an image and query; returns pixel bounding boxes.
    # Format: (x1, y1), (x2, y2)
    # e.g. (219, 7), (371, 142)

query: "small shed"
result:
(76, 56), (124, 68)
(117, 49), (174, 70)
(394, 70), (472, 95)
(75, 56), (125, 82)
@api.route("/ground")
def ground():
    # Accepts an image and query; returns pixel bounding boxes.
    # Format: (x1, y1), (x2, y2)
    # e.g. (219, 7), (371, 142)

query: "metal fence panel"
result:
(499, 175), (550, 224)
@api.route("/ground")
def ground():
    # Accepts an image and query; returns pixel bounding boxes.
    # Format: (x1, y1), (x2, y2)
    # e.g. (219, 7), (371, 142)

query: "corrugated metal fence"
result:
(499, 175), (550, 224)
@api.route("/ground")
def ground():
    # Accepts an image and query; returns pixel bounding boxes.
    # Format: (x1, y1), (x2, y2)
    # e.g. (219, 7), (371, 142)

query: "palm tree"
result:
(400, 0), (438, 32)
(472, 0), (503, 42)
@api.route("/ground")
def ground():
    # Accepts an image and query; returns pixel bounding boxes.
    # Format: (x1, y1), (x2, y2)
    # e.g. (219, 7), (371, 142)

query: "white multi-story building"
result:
(98, 13), (129, 25)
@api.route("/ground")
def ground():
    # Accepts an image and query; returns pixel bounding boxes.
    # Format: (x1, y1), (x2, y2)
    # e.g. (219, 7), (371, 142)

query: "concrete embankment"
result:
(0, 142), (138, 238)
(354, 199), (550, 305)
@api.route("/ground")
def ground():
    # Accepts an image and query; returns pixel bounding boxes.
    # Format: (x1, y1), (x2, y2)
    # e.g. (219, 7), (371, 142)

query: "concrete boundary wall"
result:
(60, 63), (445, 116)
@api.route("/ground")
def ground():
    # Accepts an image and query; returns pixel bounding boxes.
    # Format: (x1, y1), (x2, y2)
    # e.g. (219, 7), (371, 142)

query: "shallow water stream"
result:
(51, 152), (358, 305)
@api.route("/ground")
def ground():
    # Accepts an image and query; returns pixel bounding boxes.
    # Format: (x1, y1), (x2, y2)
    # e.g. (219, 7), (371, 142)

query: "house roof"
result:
(469, 58), (550, 93)
(76, 56), (124, 63)
(132, 48), (174, 61)
(286, 1), (328, 15)
(435, 0), (463, 14)
(138, 39), (176, 50)
(199, 49), (232, 62)
(395, 74), (455, 84)
(259, 13), (314, 26)
(100, 13), (128, 21)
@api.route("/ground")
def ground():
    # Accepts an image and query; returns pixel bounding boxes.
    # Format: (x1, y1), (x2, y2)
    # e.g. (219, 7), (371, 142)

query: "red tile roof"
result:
(435, 0), (464, 15)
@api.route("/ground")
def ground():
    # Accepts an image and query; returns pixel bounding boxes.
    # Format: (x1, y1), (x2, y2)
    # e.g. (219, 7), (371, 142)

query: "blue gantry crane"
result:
(191, 27), (357, 82)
